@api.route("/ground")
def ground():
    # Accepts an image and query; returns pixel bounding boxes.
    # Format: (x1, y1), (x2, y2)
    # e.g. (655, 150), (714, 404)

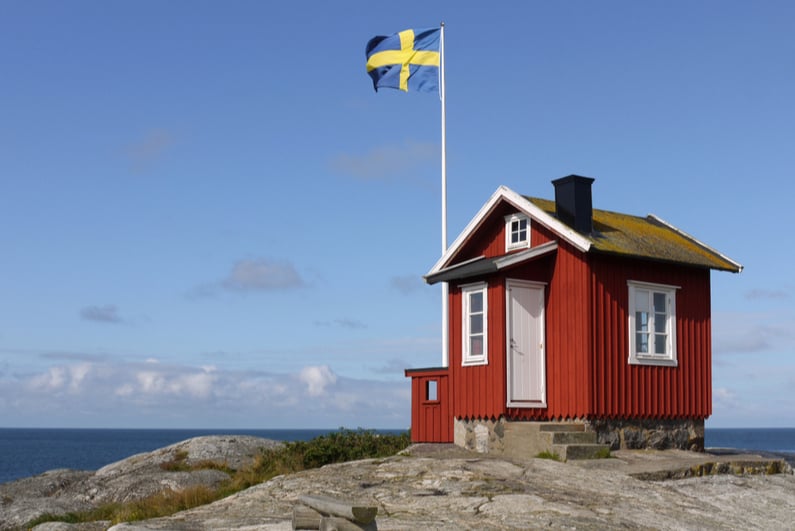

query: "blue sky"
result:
(1, 1), (793, 429)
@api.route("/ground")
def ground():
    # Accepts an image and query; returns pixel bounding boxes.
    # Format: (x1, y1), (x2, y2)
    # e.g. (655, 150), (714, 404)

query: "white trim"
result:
(627, 280), (679, 367)
(505, 213), (530, 251)
(427, 186), (592, 276)
(461, 281), (488, 367)
(648, 214), (744, 273)
(506, 279), (547, 408)
(494, 241), (558, 270)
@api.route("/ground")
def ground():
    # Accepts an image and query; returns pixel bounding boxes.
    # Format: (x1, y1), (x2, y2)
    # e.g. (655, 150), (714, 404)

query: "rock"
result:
(107, 446), (795, 531)
(0, 436), (282, 530)
(5, 440), (795, 530)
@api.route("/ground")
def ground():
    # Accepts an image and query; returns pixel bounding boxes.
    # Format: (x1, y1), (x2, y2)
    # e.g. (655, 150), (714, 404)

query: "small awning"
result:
(424, 241), (558, 285)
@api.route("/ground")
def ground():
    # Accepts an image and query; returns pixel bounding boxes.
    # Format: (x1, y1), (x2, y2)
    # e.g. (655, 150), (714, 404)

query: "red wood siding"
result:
(405, 368), (452, 442)
(589, 255), (712, 419)
(449, 242), (594, 422)
(506, 240), (591, 420)
(448, 280), (507, 420)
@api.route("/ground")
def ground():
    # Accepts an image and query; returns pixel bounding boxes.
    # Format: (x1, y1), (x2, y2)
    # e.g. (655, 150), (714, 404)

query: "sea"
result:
(0, 427), (793, 485)
(0, 428), (404, 485)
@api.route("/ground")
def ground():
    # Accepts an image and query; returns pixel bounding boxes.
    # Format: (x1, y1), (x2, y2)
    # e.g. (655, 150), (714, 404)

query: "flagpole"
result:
(440, 22), (449, 368)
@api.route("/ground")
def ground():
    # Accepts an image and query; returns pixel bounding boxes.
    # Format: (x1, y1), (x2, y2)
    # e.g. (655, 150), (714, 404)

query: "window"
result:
(425, 380), (438, 402)
(505, 213), (530, 251)
(462, 282), (488, 366)
(628, 281), (678, 366)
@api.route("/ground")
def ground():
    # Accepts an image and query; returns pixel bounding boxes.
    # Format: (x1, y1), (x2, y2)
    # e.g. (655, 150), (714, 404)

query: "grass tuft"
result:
(535, 450), (562, 461)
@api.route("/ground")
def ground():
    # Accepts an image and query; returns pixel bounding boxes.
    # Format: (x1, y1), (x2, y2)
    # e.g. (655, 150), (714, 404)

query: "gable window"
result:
(505, 213), (530, 251)
(628, 281), (679, 366)
(462, 282), (488, 366)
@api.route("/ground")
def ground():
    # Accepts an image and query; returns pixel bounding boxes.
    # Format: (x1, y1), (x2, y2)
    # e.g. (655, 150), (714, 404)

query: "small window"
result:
(425, 380), (438, 402)
(505, 214), (530, 251)
(628, 281), (678, 366)
(462, 282), (488, 366)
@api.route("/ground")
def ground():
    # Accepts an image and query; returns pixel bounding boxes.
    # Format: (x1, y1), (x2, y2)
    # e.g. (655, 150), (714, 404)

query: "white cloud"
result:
(314, 318), (367, 330)
(80, 305), (123, 323)
(330, 141), (438, 181)
(126, 128), (175, 173)
(390, 275), (424, 295)
(223, 258), (304, 292)
(1, 359), (409, 429)
(298, 365), (337, 397)
(744, 288), (790, 301)
(712, 311), (795, 355)
(28, 366), (67, 391)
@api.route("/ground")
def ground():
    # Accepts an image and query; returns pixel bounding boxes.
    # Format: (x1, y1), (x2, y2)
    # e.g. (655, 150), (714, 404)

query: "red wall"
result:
(589, 255), (712, 419)
(406, 368), (452, 442)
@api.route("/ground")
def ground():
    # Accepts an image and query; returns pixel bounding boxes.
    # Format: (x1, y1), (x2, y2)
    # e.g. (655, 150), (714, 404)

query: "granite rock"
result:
(0, 436), (281, 530)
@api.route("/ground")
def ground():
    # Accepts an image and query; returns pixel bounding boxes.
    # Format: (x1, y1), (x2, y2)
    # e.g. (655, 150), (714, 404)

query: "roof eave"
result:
(425, 241), (558, 285)
(647, 214), (744, 273)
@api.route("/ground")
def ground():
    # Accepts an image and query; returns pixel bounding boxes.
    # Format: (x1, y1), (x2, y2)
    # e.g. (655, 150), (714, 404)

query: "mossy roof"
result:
(526, 197), (742, 273)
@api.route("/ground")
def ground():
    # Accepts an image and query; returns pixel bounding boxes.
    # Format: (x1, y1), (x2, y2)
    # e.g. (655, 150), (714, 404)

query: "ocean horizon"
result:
(1, 426), (793, 485)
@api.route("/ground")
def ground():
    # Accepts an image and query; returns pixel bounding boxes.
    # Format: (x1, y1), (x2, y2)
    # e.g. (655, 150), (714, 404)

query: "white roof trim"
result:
(428, 186), (592, 276)
(494, 241), (558, 269)
(648, 214), (744, 273)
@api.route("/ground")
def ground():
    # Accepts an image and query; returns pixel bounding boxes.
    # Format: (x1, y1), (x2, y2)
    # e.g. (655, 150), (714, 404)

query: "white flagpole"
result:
(440, 22), (449, 368)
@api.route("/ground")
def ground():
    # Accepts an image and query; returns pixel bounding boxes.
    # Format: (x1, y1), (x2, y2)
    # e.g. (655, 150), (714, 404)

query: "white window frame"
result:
(505, 213), (530, 251)
(461, 281), (488, 366)
(627, 280), (679, 367)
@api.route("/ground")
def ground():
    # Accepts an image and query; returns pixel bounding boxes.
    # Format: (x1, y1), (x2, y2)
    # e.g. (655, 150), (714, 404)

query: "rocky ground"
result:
(2, 438), (794, 530)
(0, 435), (282, 530)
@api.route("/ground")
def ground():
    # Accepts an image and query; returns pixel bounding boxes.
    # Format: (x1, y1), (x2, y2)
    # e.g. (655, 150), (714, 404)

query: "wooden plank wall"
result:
(406, 369), (452, 442)
(589, 255), (712, 419)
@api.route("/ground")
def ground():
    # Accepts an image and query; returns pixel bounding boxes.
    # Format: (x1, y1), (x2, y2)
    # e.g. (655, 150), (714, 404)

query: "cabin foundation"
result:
(452, 417), (705, 456)
(586, 418), (705, 451)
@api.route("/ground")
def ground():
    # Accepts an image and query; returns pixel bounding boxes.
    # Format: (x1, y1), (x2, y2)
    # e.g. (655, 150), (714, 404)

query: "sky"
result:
(1, 1), (793, 429)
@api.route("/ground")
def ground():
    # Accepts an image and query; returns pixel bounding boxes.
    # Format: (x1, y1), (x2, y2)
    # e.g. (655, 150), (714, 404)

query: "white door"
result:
(506, 280), (546, 407)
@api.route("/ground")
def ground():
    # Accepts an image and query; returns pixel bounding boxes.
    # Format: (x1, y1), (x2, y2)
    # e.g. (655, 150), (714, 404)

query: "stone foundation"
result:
(453, 417), (505, 454)
(586, 418), (705, 451)
(454, 416), (705, 453)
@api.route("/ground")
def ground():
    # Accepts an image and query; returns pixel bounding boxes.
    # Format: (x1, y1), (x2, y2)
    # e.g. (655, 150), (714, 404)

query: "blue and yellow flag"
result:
(365, 27), (440, 93)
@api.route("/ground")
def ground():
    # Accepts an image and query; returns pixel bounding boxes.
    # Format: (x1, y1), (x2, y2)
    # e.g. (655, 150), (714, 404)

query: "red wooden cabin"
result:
(406, 176), (742, 451)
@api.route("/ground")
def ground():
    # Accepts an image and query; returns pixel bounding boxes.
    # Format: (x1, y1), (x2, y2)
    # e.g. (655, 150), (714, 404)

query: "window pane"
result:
(654, 315), (667, 334)
(470, 292), (483, 313)
(426, 380), (438, 401)
(637, 332), (648, 353)
(654, 334), (667, 354)
(653, 292), (666, 313)
(511, 232), (520, 243)
(470, 315), (483, 334)
(636, 311), (649, 332)
(635, 289), (649, 311)
(470, 336), (483, 356)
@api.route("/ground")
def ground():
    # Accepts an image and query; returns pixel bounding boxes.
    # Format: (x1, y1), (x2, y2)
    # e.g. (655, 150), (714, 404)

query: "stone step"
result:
(548, 431), (597, 445)
(552, 443), (611, 461)
(537, 422), (586, 433)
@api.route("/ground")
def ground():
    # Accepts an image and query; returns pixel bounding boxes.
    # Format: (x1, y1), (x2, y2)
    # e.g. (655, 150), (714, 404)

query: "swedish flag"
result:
(365, 28), (441, 93)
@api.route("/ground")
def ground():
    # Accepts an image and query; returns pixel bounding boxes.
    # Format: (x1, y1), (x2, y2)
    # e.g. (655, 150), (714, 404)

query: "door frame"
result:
(505, 279), (547, 408)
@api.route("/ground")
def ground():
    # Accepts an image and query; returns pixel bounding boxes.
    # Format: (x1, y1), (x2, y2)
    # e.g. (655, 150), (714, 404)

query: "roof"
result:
(527, 197), (742, 273)
(425, 241), (558, 285)
(427, 185), (742, 280)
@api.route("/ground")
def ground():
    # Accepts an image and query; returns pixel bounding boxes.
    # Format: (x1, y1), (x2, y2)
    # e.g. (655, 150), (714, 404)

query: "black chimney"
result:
(551, 175), (595, 234)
